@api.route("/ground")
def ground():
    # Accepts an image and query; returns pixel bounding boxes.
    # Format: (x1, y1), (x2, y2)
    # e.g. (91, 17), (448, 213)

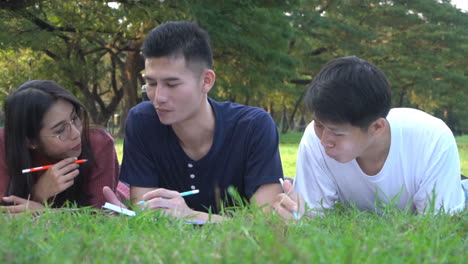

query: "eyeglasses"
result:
(46, 116), (83, 141)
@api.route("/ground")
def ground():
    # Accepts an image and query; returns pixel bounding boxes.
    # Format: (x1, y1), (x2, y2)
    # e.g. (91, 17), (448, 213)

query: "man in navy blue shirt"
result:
(104, 21), (283, 222)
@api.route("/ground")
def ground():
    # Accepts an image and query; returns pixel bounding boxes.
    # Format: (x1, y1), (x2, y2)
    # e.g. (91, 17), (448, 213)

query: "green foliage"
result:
(0, 49), (33, 102)
(0, 0), (467, 131)
(0, 202), (466, 263)
(190, 1), (299, 107)
(0, 0), (300, 127)
(0, 0), (194, 125)
(287, 0), (468, 132)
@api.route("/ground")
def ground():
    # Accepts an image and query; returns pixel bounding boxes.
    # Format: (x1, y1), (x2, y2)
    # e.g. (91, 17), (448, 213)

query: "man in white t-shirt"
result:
(273, 56), (465, 219)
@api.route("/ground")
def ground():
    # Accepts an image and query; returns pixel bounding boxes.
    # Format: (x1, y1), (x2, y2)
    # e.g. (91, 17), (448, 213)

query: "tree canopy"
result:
(1, 0), (467, 133)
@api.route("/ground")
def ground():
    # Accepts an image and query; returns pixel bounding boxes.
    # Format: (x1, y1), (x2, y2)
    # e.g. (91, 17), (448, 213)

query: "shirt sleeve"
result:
(243, 111), (283, 198)
(294, 122), (339, 214)
(413, 127), (465, 214)
(119, 108), (158, 187)
(86, 128), (119, 208)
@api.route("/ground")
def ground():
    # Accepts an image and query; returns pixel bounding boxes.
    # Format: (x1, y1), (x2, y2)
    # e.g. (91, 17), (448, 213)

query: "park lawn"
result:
(0, 133), (465, 263)
(0, 200), (466, 263)
(115, 133), (468, 177)
(0, 200), (468, 264)
(457, 135), (468, 177)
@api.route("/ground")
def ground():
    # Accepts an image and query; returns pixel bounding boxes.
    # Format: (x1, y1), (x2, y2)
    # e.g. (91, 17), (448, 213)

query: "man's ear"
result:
(369, 118), (388, 137)
(201, 69), (216, 94)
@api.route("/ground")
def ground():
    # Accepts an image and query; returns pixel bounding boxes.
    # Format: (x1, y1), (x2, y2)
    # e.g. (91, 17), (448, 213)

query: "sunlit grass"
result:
(0, 134), (465, 263)
(0, 202), (465, 263)
(457, 135), (468, 177)
(279, 132), (303, 178)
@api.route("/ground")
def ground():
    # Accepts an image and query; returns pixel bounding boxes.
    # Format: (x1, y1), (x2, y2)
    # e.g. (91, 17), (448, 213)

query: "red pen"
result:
(22, 159), (88, 174)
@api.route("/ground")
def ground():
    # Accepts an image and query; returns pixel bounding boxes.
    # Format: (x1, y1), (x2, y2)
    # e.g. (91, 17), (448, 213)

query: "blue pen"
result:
(279, 178), (300, 220)
(179, 189), (200, 196)
(138, 189), (200, 205)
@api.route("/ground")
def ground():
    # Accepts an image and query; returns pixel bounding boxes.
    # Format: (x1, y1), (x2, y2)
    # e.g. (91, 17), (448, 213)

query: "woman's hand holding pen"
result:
(32, 157), (81, 203)
(140, 188), (195, 218)
(273, 179), (305, 221)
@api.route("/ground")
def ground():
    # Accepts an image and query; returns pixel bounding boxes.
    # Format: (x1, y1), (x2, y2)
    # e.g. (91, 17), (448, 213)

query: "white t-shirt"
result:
(294, 108), (465, 214)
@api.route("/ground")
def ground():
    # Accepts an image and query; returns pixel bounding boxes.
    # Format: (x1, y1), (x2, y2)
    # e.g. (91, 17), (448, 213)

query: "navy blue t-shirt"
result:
(120, 98), (283, 213)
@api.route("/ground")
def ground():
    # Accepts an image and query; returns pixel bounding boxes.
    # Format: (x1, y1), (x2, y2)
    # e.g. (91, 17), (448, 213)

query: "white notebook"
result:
(102, 202), (136, 216)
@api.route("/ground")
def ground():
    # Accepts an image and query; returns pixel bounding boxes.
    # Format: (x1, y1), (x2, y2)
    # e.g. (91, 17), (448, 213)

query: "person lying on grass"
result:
(103, 21), (284, 222)
(273, 56), (466, 220)
(0, 80), (128, 214)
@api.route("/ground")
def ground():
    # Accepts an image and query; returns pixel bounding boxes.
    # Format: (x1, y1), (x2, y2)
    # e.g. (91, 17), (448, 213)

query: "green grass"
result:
(456, 135), (468, 177)
(279, 132), (303, 177)
(0, 133), (466, 263)
(1, 203), (466, 263)
(115, 133), (468, 177)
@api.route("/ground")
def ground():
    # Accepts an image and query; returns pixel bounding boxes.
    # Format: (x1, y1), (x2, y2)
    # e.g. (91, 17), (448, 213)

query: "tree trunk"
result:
(243, 94), (250, 106)
(295, 111), (307, 132)
(288, 89), (306, 131)
(281, 104), (289, 134)
(118, 43), (143, 137)
(268, 101), (276, 123)
(397, 82), (414, 107)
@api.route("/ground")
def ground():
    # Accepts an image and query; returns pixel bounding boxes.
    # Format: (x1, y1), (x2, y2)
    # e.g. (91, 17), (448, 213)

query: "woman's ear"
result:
(201, 69), (216, 94)
(26, 138), (38, 150)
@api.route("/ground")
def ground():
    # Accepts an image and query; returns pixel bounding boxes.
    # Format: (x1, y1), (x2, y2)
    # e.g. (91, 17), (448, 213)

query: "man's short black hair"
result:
(142, 21), (213, 70)
(305, 56), (392, 129)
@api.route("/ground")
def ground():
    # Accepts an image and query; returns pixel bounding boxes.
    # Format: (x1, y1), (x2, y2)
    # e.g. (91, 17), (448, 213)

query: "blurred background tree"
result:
(0, 0), (467, 135)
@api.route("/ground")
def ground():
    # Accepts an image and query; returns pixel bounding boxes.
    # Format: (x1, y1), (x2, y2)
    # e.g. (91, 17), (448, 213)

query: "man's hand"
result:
(140, 188), (195, 218)
(33, 157), (80, 202)
(104, 186), (195, 217)
(1, 195), (45, 214)
(104, 186), (222, 222)
(272, 179), (305, 220)
(102, 186), (127, 208)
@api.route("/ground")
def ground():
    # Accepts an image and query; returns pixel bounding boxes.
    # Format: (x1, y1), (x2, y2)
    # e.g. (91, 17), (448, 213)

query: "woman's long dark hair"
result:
(3, 80), (95, 207)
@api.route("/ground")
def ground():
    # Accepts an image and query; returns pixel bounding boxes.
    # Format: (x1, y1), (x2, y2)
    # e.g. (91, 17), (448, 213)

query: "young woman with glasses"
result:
(0, 80), (128, 213)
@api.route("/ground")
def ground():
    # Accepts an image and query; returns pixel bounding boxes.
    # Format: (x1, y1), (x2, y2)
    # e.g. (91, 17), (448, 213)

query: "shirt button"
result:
(188, 163), (193, 168)
(190, 174), (195, 179)
(190, 185), (196, 190)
